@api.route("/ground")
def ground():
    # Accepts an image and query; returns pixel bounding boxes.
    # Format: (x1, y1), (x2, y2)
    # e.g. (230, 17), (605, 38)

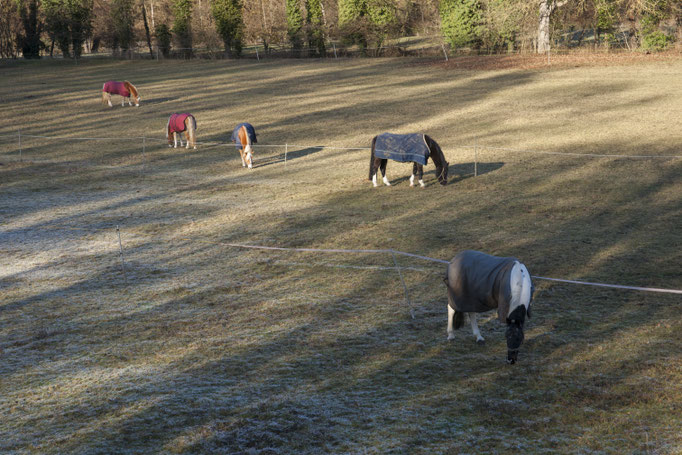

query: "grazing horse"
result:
(166, 113), (197, 149)
(444, 250), (535, 364)
(231, 122), (258, 169)
(102, 80), (140, 107)
(369, 133), (449, 187)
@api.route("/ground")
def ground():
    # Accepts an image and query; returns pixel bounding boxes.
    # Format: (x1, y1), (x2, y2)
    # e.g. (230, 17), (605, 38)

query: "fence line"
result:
(4, 131), (681, 160)
(177, 236), (682, 295)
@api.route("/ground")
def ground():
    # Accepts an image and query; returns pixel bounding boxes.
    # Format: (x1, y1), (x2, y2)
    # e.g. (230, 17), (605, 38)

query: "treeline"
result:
(2, 0), (680, 59)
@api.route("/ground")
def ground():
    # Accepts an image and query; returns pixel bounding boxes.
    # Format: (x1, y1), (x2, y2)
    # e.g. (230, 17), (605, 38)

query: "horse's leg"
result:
(173, 132), (178, 148)
(470, 313), (485, 344)
(239, 148), (246, 167)
(447, 304), (456, 340)
(106, 93), (113, 107)
(380, 159), (390, 186)
(370, 158), (378, 186)
(417, 164), (425, 187)
(410, 162), (418, 187)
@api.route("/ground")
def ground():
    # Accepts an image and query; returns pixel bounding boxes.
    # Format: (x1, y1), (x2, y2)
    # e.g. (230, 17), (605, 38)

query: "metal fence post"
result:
(18, 130), (22, 162)
(285, 143), (288, 165)
(116, 225), (127, 281)
(441, 43), (449, 62)
(391, 249), (415, 320)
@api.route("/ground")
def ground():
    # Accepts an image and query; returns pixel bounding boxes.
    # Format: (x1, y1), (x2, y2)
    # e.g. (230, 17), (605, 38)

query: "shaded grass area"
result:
(1, 58), (681, 454)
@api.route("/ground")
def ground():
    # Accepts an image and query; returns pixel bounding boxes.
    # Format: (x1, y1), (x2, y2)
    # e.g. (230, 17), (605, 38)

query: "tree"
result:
(537, 0), (567, 53)
(338, 0), (397, 49)
(211, 0), (244, 57)
(286, 0), (304, 56)
(172, 0), (193, 56)
(306, 0), (326, 56)
(440, 0), (483, 48)
(111, 0), (135, 54)
(16, 0), (43, 58)
(43, 0), (93, 58)
(154, 22), (172, 56)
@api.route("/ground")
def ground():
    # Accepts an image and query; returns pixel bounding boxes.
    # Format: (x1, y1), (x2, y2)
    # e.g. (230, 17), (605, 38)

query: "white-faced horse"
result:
(166, 113), (197, 149)
(231, 122), (258, 169)
(102, 80), (140, 107)
(369, 133), (449, 187)
(444, 250), (535, 364)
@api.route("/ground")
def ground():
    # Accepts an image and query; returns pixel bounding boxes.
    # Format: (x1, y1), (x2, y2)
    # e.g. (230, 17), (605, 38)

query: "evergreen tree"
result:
(43, 0), (93, 58)
(16, 0), (43, 58)
(211, 0), (244, 57)
(306, 0), (326, 56)
(286, 0), (304, 56)
(439, 0), (483, 48)
(172, 0), (193, 56)
(111, 0), (135, 53)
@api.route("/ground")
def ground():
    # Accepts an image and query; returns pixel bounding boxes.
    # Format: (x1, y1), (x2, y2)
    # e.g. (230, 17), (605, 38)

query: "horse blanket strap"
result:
(231, 123), (258, 149)
(103, 81), (130, 97)
(374, 133), (429, 165)
(445, 250), (518, 323)
(169, 113), (192, 134)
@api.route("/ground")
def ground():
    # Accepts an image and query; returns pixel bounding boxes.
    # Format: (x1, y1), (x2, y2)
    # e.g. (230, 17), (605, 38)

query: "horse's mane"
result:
(124, 81), (139, 98)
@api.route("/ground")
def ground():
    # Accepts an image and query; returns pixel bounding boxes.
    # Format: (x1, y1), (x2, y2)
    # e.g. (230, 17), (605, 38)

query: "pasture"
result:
(1, 56), (681, 454)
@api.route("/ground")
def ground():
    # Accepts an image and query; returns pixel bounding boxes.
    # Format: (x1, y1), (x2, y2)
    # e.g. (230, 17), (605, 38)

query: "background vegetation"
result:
(2, 0), (681, 59)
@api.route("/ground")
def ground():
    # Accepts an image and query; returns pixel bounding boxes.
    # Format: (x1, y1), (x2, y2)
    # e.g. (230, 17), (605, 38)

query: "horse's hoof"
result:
(476, 339), (485, 345)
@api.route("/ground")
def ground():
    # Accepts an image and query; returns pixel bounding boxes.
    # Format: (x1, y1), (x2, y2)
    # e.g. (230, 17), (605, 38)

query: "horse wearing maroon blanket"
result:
(231, 123), (258, 169)
(369, 133), (449, 187)
(102, 81), (140, 107)
(444, 250), (535, 364)
(166, 113), (197, 149)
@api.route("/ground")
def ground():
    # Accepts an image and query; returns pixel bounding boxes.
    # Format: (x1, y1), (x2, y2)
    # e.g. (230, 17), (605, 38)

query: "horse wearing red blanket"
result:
(166, 113), (197, 149)
(102, 81), (140, 107)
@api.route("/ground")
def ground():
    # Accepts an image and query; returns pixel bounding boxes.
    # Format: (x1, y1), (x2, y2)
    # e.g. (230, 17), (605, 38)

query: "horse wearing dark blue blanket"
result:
(231, 123), (258, 169)
(369, 133), (449, 187)
(444, 250), (535, 364)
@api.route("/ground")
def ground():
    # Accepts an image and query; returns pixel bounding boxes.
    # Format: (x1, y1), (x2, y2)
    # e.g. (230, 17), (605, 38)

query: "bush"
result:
(154, 23), (172, 57)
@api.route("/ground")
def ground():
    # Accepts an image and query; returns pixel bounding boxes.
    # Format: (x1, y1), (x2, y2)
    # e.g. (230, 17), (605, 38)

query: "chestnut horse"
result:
(231, 123), (258, 169)
(166, 113), (197, 149)
(102, 80), (140, 107)
(369, 133), (449, 187)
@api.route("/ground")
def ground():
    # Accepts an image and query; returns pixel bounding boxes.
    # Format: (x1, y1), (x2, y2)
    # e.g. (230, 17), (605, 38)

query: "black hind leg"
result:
(379, 159), (390, 186)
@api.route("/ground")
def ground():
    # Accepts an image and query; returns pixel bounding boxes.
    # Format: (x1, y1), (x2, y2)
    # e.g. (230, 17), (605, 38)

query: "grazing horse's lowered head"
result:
(231, 123), (258, 169)
(444, 250), (535, 364)
(369, 133), (449, 187)
(102, 80), (140, 107)
(166, 113), (197, 149)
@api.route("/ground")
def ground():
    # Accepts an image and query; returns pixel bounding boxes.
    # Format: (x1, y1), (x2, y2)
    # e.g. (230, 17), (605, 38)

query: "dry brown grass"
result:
(1, 56), (681, 454)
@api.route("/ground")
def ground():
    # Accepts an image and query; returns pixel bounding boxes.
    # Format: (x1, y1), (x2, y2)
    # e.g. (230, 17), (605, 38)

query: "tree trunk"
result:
(142, 2), (154, 58)
(537, 0), (567, 53)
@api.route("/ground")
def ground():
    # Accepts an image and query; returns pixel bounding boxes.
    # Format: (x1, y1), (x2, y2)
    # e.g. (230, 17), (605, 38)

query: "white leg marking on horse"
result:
(372, 174), (378, 187)
(383, 176), (391, 186)
(410, 175), (415, 187)
(419, 179), (425, 187)
(447, 305), (455, 340)
(108, 100), (113, 107)
(470, 313), (485, 343)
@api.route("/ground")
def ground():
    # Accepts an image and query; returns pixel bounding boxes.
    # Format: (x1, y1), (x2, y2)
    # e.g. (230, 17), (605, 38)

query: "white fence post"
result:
(256, 48), (260, 62)
(18, 130), (22, 162)
(441, 44), (448, 61)
(333, 43), (338, 59)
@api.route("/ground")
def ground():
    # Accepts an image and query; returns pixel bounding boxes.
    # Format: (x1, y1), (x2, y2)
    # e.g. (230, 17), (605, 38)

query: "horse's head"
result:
(437, 160), (449, 185)
(505, 305), (527, 364)
(244, 144), (253, 169)
(505, 276), (535, 364)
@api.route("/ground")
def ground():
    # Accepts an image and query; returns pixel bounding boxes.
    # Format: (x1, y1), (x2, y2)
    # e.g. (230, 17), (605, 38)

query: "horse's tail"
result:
(368, 135), (377, 180)
(190, 115), (197, 131)
(165, 115), (171, 139)
(102, 83), (107, 104)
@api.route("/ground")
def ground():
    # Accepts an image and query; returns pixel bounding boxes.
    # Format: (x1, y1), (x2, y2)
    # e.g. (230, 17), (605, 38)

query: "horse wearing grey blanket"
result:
(444, 250), (535, 364)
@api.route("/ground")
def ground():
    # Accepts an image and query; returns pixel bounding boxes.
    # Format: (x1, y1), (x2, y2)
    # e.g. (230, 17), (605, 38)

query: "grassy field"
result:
(1, 55), (681, 454)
